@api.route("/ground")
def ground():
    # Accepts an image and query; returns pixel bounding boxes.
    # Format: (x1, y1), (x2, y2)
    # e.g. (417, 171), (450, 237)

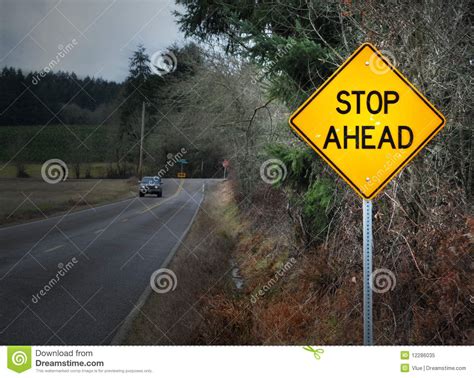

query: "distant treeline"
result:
(0, 67), (122, 126)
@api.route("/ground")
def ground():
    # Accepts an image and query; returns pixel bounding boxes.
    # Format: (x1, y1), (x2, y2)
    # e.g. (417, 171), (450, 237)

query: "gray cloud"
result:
(0, 0), (184, 82)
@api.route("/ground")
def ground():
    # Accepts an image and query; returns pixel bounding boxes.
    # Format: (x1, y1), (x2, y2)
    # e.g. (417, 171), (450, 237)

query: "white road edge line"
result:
(44, 244), (64, 253)
(110, 182), (206, 345)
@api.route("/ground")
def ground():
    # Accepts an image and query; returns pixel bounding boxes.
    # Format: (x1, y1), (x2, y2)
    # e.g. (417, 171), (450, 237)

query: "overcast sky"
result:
(0, 0), (185, 82)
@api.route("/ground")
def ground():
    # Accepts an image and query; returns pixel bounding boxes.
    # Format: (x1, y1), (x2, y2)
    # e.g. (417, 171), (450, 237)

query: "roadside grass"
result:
(199, 185), (473, 345)
(124, 181), (240, 345)
(0, 178), (137, 225)
(124, 181), (301, 345)
(124, 179), (473, 345)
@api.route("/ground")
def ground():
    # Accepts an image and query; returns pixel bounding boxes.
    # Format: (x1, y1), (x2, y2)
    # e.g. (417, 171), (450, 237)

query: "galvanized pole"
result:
(363, 199), (373, 345)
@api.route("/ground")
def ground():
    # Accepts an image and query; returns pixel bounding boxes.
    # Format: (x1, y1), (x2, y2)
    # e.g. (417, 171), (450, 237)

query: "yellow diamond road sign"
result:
(289, 43), (445, 199)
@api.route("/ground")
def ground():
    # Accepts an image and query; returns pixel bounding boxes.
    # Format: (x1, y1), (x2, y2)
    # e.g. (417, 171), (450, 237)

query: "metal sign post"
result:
(287, 43), (446, 345)
(363, 199), (373, 345)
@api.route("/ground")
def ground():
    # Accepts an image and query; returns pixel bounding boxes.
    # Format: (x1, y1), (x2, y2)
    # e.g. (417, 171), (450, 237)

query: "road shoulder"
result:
(121, 180), (236, 345)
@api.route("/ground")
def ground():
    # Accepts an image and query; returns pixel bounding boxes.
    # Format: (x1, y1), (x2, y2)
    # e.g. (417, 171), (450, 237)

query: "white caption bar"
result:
(0, 346), (471, 377)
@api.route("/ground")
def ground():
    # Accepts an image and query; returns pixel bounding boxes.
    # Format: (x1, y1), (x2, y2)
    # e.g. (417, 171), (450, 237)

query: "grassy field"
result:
(0, 124), (118, 179)
(0, 162), (132, 179)
(0, 125), (109, 162)
(0, 178), (138, 225)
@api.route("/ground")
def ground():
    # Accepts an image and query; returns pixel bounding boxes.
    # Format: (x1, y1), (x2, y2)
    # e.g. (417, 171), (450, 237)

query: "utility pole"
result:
(138, 101), (145, 178)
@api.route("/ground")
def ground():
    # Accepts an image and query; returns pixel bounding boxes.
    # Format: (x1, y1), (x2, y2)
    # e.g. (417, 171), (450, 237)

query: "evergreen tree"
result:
(0, 67), (121, 126)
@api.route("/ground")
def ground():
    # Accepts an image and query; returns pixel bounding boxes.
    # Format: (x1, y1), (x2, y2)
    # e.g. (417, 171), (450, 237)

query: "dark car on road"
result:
(139, 176), (162, 197)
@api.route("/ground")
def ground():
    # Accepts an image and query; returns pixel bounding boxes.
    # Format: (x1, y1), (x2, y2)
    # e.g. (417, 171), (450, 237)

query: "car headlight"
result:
(154, 185), (158, 189)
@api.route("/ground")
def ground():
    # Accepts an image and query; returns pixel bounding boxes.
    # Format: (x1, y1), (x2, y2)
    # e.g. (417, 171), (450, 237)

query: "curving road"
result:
(0, 179), (212, 345)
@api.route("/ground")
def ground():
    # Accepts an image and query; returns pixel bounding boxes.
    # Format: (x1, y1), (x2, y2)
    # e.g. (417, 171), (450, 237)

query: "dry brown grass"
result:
(194, 182), (473, 345)
(0, 178), (137, 225)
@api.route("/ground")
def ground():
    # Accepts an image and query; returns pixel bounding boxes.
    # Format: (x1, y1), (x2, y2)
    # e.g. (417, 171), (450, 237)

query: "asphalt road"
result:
(0, 178), (212, 345)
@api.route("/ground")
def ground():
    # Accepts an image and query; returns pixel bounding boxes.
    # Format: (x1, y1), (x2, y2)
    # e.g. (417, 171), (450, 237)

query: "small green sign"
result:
(400, 363), (410, 373)
(7, 346), (32, 373)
